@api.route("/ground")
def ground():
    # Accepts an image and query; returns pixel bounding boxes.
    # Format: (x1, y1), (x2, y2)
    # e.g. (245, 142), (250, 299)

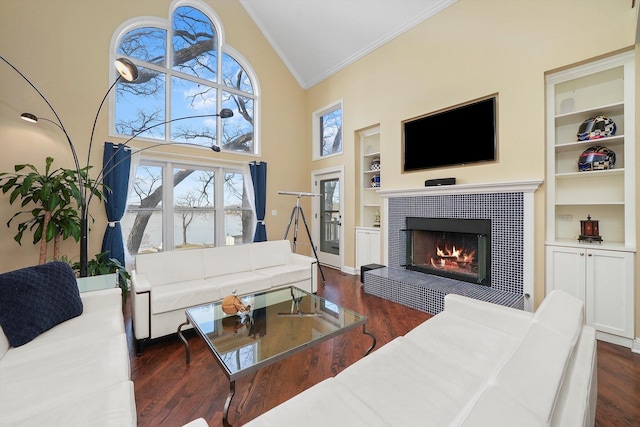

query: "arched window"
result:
(112, 2), (258, 154)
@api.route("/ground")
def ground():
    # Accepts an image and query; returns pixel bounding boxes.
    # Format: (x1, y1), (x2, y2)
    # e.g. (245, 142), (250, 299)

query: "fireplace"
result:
(405, 217), (491, 286)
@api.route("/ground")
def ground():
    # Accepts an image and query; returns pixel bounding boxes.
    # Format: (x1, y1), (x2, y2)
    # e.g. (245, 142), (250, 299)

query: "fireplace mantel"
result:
(378, 180), (542, 198)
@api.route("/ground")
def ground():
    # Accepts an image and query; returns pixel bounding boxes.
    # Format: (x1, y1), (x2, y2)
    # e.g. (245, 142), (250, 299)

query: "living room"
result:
(0, 0), (639, 425)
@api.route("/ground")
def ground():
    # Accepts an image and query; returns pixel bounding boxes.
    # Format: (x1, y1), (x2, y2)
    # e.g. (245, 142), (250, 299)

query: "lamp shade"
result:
(115, 58), (138, 82)
(20, 112), (38, 123)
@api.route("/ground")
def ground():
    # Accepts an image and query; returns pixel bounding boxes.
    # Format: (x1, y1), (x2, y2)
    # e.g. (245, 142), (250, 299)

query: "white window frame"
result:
(312, 99), (343, 161)
(126, 157), (250, 253)
(109, 0), (261, 156)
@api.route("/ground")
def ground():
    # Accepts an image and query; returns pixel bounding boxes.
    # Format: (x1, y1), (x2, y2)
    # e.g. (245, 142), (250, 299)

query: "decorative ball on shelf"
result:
(577, 115), (616, 141)
(578, 145), (616, 172)
(370, 158), (380, 171)
(370, 175), (380, 188)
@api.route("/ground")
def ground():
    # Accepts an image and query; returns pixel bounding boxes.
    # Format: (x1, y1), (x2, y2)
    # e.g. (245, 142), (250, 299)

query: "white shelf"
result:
(555, 169), (624, 180)
(555, 134), (624, 152)
(554, 102), (624, 126)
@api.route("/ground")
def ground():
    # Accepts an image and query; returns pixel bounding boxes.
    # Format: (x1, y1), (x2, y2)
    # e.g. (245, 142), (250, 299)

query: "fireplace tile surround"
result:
(365, 181), (541, 314)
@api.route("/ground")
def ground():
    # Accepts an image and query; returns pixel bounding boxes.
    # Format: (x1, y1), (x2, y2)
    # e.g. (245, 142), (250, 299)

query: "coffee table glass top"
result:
(185, 286), (368, 380)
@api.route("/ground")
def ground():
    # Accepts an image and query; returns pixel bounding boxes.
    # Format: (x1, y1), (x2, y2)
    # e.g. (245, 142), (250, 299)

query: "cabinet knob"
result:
(588, 253), (592, 257)
(580, 252), (585, 256)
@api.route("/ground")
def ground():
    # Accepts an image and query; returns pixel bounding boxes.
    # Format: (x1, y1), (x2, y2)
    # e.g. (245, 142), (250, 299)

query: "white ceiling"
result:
(239, 0), (458, 89)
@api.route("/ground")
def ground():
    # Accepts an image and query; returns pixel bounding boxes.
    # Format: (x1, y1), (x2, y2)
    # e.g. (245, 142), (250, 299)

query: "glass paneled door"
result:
(313, 169), (343, 269)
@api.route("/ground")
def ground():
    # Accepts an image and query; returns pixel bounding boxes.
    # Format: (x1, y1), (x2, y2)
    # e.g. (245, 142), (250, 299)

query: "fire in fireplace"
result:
(405, 217), (491, 286)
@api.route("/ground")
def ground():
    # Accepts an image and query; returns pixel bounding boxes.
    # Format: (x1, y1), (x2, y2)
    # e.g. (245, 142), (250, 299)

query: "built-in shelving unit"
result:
(359, 126), (382, 228)
(545, 51), (635, 347)
(357, 126), (382, 270)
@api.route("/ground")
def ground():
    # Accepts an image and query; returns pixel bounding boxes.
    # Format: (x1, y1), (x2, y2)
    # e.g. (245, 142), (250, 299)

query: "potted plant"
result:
(0, 157), (103, 263)
(70, 252), (131, 302)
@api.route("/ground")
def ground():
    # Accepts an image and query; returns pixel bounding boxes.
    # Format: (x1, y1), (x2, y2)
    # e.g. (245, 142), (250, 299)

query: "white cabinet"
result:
(356, 227), (381, 270)
(545, 52), (635, 347)
(546, 245), (634, 342)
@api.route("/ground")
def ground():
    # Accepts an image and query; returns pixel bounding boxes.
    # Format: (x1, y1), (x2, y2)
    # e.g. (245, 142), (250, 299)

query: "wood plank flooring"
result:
(127, 267), (640, 426)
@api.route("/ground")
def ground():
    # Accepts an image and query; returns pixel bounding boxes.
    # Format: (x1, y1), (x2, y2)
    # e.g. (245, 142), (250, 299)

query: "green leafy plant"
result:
(68, 252), (131, 302)
(0, 157), (103, 263)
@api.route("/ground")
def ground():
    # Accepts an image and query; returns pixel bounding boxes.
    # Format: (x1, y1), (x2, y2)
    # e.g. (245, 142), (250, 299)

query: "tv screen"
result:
(403, 96), (497, 172)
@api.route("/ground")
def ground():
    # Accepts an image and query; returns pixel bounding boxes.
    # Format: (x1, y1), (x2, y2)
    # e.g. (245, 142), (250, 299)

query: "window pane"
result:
(173, 169), (215, 249)
(224, 172), (252, 245)
(224, 210), (244, 245)
(172, 6), (217, 81)
(118, 27), (167, 65)
(122, 211), (162, 254)
(223, 172), (244, 208)
(320, 108), (342, 156)
(174, 211), (215, 249)
(131, 165), (164, 207)
(125, 165), (164, 255)
(174, 168), (215, 207)
(222, 53), (253, 94)
(116, 67), (166, 139)
(221, 92), (254, 153)
(171, 76), (218, 145)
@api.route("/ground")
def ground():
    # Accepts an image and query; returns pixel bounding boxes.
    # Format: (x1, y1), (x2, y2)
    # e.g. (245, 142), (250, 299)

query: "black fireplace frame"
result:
(405, 217), (491, 286)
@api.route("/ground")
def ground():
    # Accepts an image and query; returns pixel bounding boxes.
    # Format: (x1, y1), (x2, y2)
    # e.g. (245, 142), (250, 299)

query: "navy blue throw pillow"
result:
(0, 261), (83, 347)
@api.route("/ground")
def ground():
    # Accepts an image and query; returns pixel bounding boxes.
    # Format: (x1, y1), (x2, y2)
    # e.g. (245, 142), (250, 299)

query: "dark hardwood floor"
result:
(127, 267), (640, 427)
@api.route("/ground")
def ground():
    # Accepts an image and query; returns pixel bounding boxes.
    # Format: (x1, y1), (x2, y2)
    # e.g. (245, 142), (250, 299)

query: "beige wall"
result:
(0, 0), (308, 271)
(0, 0), (638, 319)
(307, 0), (637, 308)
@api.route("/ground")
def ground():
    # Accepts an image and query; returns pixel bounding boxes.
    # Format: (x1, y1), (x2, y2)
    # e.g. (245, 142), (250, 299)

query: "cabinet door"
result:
(545, 246), (586, 300)
(585, 249), (634, 338)
(369, 230), (381, 265)
(356, 229), (370, 270)
(355, 229), (381, 270)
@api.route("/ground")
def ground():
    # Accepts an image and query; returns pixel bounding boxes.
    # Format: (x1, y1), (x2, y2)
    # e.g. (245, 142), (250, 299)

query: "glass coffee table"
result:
(177, 286), (375, 427)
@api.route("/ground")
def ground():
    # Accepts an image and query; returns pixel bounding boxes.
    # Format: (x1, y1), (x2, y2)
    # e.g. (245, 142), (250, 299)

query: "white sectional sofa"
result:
(0, 286), (136, 427)
(245, 290), (597, 427)
(131, 239), (318, 353)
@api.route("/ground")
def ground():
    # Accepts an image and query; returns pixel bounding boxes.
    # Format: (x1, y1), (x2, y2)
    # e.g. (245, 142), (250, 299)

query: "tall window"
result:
(123, 160), (254, 255)
(312, 100), (343, 159)
(113, 3), (258, 154)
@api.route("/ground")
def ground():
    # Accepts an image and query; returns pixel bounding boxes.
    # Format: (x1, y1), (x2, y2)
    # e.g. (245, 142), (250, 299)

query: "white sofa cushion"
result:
(6, 381), (136, 427)
(151, 279), (219, 315)
(459, 386), (544, 427)
(207, 271), (273, 297)
(250, 240), (292, 270)
(404, 310), (522, 381)
(0, 333), (130, 425)
(202, 245), (252, 278)
(255, 264), (311, 288)
(136, 250), (205, 286)
(335, 337), (485, 426)
(245, 378), (389, 427)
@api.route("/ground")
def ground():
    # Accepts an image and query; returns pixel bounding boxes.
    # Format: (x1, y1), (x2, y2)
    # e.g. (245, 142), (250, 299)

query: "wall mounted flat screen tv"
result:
(403, 96), (497, 172)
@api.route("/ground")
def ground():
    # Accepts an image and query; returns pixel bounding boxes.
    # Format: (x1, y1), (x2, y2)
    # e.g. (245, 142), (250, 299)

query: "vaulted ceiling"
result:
(239, 0), (458, 89)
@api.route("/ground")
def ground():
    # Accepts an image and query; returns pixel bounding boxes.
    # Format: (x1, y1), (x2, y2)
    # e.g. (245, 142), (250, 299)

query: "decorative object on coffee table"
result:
(578, 214), (602, 243)
(221, 292), (251, 315)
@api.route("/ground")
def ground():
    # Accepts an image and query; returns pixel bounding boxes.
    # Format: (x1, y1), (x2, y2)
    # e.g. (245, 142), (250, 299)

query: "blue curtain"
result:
(250, 161), (267, 242)
(101, 142), (131, 266)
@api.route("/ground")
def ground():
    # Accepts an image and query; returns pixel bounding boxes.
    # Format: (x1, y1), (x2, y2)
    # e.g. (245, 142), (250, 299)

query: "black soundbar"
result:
(425, 178), (456, 187)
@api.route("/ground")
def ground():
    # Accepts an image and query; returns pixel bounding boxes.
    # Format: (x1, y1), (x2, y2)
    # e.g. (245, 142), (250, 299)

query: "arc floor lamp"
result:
(1, 54), (232, 276)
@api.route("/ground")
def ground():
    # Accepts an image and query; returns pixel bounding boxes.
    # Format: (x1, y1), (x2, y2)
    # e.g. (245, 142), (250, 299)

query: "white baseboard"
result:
(632, 338), (640, 354)
(596, 331), (633, 349)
